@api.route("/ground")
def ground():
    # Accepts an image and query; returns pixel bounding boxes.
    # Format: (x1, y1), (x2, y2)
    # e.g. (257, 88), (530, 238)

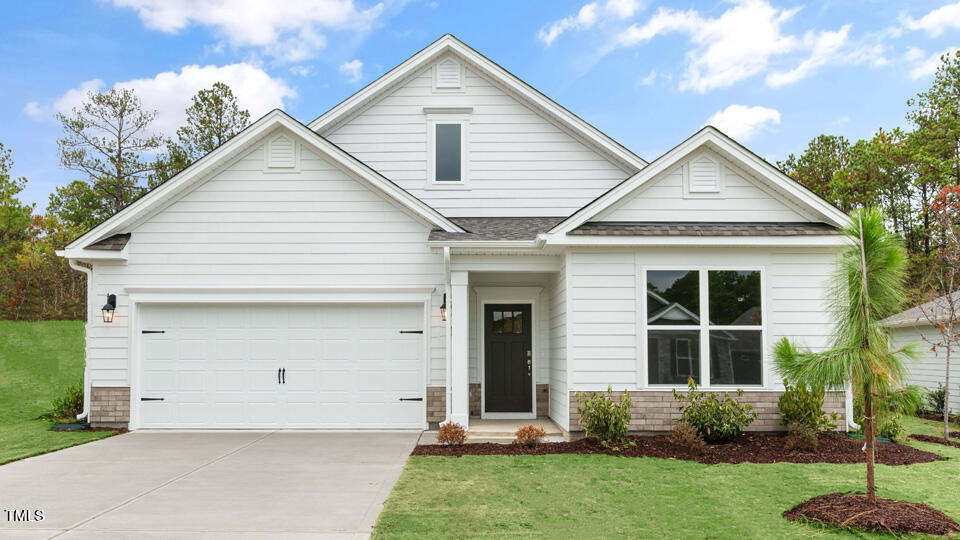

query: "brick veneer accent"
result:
(569, 390), (846, 432)
(90, 386), (130, 428)
(426, 384), (551, 425)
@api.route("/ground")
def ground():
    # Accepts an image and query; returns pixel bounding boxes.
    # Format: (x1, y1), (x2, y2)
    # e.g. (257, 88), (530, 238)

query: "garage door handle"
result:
(399, 397), (423, 402)
(281, 368), (285, 384)
(399, 330), (423, 334)
(278, 368), (281, 384)
(141, 397), (164, 401)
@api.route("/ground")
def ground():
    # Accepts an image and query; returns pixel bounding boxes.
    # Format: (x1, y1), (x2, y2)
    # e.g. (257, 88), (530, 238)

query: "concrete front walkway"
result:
(0, 430), (420, 539)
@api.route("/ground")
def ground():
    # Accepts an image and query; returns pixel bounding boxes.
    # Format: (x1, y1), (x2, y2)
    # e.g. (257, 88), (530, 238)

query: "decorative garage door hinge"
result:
(141, 330), (165, 334)
(399, 330), (423, 334)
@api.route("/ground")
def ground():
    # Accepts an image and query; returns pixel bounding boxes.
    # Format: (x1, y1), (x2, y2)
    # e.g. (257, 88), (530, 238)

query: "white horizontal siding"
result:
(86, 142), (445, 386)
(597, 151), (809, 222)
(324, 60), (632, 217)
(567, 247), (837, 391)
(890, 326), (960, 413)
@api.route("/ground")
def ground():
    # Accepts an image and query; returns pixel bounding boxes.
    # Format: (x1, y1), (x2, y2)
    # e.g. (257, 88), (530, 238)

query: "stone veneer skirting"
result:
(569, 390), (846, 432)
(427, 384), (550, 424)
(90, 386), (130, 427)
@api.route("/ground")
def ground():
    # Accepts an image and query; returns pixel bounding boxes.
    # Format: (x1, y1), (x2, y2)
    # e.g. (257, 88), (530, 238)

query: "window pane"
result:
(492, 311), (503, 334)
(435, 123), (461, 181)
(708, 270), (761, 326)
(512, 311), (522, 334)
(502, 312), (513, 333)
(647, 270), (700, 325)
(648, 330), (700, 385)
(709, 330), (762, 385)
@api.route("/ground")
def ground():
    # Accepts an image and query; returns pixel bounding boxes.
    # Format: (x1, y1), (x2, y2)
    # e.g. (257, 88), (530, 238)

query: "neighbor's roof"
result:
(882, 292), (960, 328)
(569, 222), (840, 237)
(428, 217), (564, 242)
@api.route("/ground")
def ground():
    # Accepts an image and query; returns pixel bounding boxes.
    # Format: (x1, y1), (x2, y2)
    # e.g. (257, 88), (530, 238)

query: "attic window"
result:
(435, 58), (462, 89)
(267, 134), (298, 169)
(688, 154), (721, 193)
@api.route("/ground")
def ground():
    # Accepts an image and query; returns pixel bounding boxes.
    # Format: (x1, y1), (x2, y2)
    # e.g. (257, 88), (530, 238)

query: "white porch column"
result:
(449, 270), (470, 427)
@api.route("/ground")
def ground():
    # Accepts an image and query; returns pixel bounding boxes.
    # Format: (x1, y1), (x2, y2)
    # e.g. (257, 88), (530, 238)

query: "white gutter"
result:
(443, 246), (452, 425)
(67, 259), (92, 422)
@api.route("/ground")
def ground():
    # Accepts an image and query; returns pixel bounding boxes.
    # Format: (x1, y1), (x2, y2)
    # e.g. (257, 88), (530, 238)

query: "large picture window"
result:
(646, 269), (763, 386)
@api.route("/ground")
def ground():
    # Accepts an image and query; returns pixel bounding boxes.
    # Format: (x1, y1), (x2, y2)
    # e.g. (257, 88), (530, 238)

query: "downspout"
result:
(443, 246), (452, 424)
(67, 259), (92, 421)
(845, 383), (859, 431)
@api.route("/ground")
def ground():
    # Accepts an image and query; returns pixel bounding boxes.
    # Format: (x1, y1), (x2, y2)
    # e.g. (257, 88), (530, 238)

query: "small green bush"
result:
(927, 384), (946, 415)
(576, 386), (632, 447)
(777, 380), (838, 434)
(784, 422), (818, 451)
(879, 419), (905, 441)
(43, 380), (84, 420)
(672, 378), (758, 443)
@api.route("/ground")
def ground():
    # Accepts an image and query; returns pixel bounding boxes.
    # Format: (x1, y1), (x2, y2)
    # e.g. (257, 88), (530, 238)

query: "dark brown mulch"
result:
(911, 434), (960, 449)
(784, 492), (960, 536)
(51, 425), (128, 433)
(413, 432), (940, 465)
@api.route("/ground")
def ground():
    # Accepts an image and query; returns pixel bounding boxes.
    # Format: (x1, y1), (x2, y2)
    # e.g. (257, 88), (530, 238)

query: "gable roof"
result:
(307, 34), (647, 173)
(881, 292), (960, 328)
(62, 110), (463, 257)
(546, 126), (851, 236)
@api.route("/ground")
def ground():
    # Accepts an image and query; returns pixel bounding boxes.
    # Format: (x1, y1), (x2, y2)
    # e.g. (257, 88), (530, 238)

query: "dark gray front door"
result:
(484, 304), (532, 413)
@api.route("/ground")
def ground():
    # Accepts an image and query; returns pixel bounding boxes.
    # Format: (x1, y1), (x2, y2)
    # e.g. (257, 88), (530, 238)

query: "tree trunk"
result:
(946, 344), (952, 442)
(864, 383), (877, 504)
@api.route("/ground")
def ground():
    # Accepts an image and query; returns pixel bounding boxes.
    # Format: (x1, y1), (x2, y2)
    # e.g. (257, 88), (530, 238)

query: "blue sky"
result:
(2, 0), (959, 208)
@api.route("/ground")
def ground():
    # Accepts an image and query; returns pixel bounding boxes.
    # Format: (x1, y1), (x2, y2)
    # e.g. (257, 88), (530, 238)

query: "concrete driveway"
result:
(0, 430), (420, 539)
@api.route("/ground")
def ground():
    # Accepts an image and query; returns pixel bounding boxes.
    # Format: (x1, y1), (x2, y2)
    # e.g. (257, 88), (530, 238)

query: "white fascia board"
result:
(426, 240), (540, 249)
(540, 233), (850, 247)
(308, 34), (646, 172)
(56, 248), (128, 261)
(548, 127), (851, 236)
(63, 111), (462, 253)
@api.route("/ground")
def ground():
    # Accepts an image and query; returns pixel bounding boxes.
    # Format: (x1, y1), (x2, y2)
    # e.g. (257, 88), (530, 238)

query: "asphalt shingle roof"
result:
(86, 233), (131, 251)
(881, 292), (960, 327)
(428, 217), (565, 241)
(568, 221), (840, 236)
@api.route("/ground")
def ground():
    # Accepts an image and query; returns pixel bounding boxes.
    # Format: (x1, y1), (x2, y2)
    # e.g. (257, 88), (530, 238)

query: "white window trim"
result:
(639, 265), (767, 391)
(682, 152), (724, 199)
(426, 113), (470, 188)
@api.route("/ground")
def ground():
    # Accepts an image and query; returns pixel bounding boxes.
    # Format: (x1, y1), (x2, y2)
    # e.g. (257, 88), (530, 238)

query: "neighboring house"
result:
(59, 35), (850, 434)
(883, 293), (960, 413)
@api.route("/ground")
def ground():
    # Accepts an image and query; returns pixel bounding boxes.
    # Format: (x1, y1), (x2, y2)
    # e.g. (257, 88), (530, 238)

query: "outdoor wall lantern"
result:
(102, 294), (116, 323)
(440, 293), (447, 321)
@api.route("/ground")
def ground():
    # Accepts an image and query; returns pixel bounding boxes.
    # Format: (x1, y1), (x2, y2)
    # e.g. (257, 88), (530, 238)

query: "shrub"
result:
(853, 385), (924, 441)
(668, 423), (705, 452)
(784, 422), (818, 451)
(575, 386), (632, 447)
(926, 384), (946, 415)
(513, 424), (547, 446)
(778, 380), (838, 434)
(672, 378), (758, 443)
(436, 422), (468, 445)
(879, 419), (905, 442)
(42, 380), (84, 420)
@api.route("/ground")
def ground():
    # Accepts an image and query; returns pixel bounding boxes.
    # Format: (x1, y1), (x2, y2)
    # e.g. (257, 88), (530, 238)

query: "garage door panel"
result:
(139, 303), (424, 428)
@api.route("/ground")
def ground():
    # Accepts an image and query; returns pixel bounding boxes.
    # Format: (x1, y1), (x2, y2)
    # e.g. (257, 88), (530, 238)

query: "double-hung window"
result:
(645, 269), (763, 387)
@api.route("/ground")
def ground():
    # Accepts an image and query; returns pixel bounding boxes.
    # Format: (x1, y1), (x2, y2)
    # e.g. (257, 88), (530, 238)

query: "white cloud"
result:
(707, 104), (781, 141)
(23, 101), (47, 120)
(637, 69), (657, 86)
(107, 0), (384, 62)
(901, 1), (960, 37)
(538, 0), (645, 45)
(615, 0), (883, 92)
(339, 59), (364, 83)
(907, 46), (960, 79)
(32, 63), (295, 138)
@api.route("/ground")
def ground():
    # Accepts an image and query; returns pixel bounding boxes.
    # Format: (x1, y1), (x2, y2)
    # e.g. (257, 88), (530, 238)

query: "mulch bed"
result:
(910, 434), (960, 449)
(917, 412), (960, 425)
(413, 432), (940, 465)
(51, 424), (128, 433)
(784, 492), (960, 536)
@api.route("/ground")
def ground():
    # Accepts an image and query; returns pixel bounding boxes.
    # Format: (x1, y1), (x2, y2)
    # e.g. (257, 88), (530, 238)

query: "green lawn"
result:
(0, 321), (115, 465)
(375, 416), (960, 539)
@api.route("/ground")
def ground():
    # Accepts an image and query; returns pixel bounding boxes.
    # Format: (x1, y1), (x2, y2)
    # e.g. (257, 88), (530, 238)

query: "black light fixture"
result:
(101, 294), (116, 323)
(440, 293), (447, 321)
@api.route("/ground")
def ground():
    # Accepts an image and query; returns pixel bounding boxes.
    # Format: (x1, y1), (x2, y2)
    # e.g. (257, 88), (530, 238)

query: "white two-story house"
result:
(60, 35), (850, 434)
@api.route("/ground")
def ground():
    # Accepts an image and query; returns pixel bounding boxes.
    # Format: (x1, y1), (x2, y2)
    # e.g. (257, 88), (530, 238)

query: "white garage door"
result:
(137, 304), (425, 428)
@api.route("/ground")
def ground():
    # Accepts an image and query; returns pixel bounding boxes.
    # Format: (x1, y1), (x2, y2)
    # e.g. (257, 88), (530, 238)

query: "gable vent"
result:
(267, 135), (296, 168)
(689, 155), (720, 192)
(435, 59), (461, 89)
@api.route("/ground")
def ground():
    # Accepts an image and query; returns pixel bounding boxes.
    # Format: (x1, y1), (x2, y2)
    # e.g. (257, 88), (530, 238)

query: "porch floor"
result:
(419, 418), (566, 445)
